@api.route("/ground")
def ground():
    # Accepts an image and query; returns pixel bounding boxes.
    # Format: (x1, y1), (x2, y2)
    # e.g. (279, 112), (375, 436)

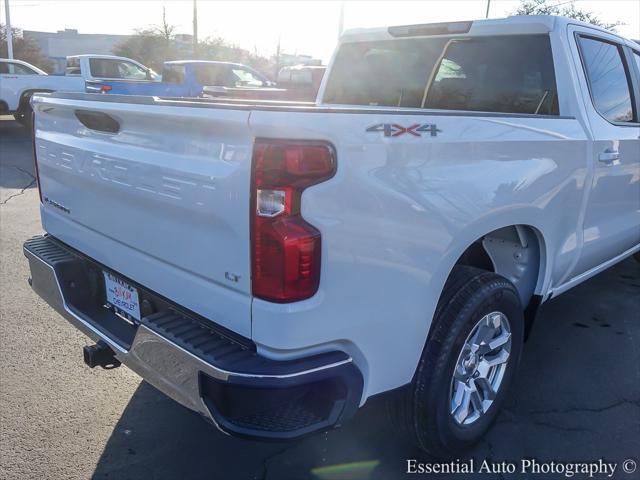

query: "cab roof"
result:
(340, 15), (633, 46)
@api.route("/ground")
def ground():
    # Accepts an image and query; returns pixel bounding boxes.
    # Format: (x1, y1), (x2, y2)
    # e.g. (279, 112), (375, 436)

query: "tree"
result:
(0, 24), (53, 72)
(157, 7), (175, 43)
(115, 31), (276, 80)
(113, 29), (178, 72)
(113, 10), (276, 79)
(197, 36), (276, 79)
(112, 9), (179, 72)
(512, 0), (622, 31)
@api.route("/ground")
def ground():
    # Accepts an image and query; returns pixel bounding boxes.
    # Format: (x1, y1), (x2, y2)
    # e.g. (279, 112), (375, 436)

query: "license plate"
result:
(103, 271), (141, 321)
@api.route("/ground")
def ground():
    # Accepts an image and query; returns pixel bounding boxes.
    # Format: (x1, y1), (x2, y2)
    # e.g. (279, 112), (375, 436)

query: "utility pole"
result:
(4, 0), (13, 59)
(274, 35), (281, 80)
(485, 0), (491, 18)
(192, 0), (198, 58)
(338, 1), (344, 39)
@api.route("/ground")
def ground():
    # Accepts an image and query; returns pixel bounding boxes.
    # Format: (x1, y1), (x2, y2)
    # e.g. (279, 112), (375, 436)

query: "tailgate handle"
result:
(74, 110), (120, 134)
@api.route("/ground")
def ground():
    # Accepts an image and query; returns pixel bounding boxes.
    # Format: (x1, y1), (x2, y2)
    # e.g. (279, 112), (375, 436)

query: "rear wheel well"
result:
(18, 89), (53, 111)
(454, 225), (544, 338)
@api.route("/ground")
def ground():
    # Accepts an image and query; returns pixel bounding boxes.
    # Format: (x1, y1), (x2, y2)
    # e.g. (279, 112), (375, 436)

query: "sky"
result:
(2, 0), (639, 62)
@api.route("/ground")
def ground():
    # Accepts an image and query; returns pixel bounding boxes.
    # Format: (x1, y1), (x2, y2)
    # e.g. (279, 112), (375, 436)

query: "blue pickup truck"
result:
(81, 57), (274, 97)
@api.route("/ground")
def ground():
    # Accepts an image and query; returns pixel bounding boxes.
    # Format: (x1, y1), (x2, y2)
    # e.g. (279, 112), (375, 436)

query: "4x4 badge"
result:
(366, 123), (441, 137)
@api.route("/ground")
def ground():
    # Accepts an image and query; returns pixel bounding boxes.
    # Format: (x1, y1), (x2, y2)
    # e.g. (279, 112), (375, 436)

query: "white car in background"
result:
(0, 58), (85, 126)
(1, 55), (156, 128)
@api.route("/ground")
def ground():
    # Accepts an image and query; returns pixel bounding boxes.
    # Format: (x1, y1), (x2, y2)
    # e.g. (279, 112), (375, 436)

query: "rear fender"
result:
(425, 212), (550, 341)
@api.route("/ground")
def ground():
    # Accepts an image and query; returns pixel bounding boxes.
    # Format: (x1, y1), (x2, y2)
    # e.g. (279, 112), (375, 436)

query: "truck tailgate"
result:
(32, 95), (253, 337)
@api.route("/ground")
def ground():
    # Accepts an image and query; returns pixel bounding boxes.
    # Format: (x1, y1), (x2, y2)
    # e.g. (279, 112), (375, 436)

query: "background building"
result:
(278, 53), (322, 67)
(24, 29), (131, 73)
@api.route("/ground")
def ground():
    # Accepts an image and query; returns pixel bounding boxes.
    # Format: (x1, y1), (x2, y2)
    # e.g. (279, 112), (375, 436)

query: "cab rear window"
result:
(323, 34), (559, 115)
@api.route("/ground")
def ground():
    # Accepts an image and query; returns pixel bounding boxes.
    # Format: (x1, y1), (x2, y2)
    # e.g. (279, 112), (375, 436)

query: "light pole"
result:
(4, 0), (13, 59)
(193, 0), (198, 58)
(485, 0), (491, 19)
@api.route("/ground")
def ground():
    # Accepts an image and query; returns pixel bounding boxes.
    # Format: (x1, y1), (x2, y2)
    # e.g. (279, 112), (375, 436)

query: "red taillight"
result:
(251, 140), (336, 303)
(101, 85), (112, 93)
(31, 112), (42, 203)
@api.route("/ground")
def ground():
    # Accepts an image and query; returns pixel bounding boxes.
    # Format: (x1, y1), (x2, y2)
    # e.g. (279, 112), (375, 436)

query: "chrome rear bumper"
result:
(24, 235), (363, 439)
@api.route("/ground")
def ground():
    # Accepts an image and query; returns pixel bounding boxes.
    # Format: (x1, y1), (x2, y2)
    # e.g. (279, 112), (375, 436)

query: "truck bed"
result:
(32, 90), (590, 399)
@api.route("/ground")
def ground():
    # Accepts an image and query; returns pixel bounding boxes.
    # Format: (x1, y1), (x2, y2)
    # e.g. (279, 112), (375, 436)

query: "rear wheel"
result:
(14, 93), (34, 129)
(388, 266), (524, 457)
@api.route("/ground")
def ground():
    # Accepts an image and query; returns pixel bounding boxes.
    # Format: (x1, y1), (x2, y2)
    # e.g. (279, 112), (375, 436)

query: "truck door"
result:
(568, 27), (640, 276)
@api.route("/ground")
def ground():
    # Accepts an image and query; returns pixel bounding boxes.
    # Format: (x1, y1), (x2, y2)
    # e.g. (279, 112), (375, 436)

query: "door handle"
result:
(598, 149), (620, 164)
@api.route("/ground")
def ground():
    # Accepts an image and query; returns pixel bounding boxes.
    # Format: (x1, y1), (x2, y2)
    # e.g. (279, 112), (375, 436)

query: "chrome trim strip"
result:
(24, 245), (353, 378)
(36, 91), (577, 119)
(25, 247), (128, 353)
(551, 243), (640, 297)
(208, 359), (352, 380)
(24, 240), (354, 431)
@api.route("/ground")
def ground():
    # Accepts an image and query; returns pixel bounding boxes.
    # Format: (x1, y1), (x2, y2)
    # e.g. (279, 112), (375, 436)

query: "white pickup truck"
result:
(25, 15), (640, 456)
(0, 58), (85, 125)
(0, 55), (154, 127)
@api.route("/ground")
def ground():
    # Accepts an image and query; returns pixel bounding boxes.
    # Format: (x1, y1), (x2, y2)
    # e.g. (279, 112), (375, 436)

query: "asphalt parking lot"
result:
(1, 115), (639, 479)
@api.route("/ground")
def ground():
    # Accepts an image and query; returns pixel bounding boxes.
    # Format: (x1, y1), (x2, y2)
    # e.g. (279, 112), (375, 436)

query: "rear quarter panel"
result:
(249, 109), (589, 399)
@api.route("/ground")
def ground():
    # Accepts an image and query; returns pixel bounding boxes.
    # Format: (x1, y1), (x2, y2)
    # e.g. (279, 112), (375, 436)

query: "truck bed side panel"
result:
(248, 109), (589, 398)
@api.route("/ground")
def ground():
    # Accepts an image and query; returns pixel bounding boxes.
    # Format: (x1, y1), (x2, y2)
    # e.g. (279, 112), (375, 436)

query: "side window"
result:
(0, 62), (36, 75)
(90, 59), (148, 80)
(425, 36), (559, 115)
(90, 59), (121, 78)
(12, 63), (37, 75)
(577, 36), (634, 123)
(633, 51), (640, 77)
(195, 64), (229, 86)
(116, 61), (148, 80)
(89, 58), (119, 78)
(66, 57), (81, 75)
(230, 68), (265, 87)
(163, 65), (185, 84)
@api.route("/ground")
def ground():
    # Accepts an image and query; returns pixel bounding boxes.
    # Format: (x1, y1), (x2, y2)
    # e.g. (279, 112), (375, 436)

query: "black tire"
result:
(387, 266), (524, 458)
(13, 111), (28, 126)
(14, 93), (33, 129)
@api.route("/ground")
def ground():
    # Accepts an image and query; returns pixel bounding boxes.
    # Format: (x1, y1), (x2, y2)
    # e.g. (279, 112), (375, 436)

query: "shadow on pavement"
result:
(0, 117), (36, 191)
(91, 242), (639, 478)
(92, 259), (640, 479)
(91, 381), (424, 480)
